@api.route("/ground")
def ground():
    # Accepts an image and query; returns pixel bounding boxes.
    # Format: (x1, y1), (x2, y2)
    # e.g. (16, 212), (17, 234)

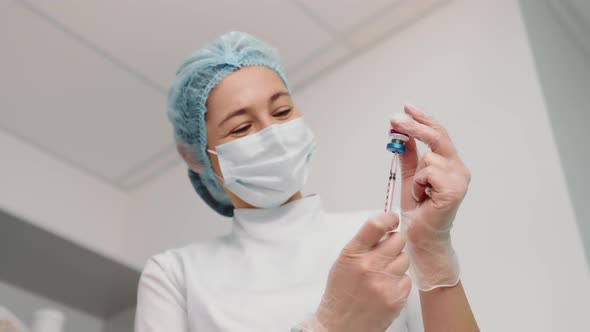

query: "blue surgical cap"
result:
(166, 31), (291, 217)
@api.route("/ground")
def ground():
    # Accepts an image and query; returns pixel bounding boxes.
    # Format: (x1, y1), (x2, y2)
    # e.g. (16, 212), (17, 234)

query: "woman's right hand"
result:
(313, 212), (412, 332)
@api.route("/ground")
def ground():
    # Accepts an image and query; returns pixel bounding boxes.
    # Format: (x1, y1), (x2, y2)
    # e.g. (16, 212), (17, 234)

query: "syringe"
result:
(384, 128), (409, 213)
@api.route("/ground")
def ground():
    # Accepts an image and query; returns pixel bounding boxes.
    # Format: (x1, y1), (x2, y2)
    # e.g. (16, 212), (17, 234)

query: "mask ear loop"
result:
(206, 148), (225, 183)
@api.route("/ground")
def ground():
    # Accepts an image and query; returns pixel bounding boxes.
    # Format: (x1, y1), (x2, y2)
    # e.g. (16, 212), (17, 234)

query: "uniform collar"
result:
(231, 195), (323, 244)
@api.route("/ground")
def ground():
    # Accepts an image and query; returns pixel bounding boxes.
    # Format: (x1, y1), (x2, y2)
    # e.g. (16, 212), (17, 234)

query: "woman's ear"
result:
(176, 142), (204, 173)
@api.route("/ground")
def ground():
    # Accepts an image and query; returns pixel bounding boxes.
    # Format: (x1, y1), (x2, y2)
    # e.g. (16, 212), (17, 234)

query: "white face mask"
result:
(207, 117), (316, 208)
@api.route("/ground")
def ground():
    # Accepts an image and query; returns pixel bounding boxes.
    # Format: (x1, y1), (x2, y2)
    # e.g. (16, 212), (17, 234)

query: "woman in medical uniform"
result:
(134, 31), (478, 332)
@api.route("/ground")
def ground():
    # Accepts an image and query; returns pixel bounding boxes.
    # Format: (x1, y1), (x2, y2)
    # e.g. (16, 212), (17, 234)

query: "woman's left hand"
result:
(389, 104), (471, 291)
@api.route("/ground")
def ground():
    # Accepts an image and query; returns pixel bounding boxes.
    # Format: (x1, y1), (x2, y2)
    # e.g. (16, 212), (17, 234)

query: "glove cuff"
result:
(291, 313), (328, 332)
(407, 239), (460, 291)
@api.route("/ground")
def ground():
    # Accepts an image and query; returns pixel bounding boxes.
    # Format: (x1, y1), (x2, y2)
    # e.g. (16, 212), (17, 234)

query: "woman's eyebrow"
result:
(269, 91), (290, 103)
(217, 108), (247, 128)
(217, 91), (289, 128)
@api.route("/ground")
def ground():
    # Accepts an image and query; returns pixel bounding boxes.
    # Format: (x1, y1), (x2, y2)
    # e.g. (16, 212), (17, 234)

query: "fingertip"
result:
(412, 180), (427, 202)
(387, 211), (401, 230)
(402, 135), (417, 149)
(391, 112), (412, 125)
(400, 274), (413, 294)
(375, 211), (400, 231)
(411, 186), (419, 202)
(404, 103), (417, 113)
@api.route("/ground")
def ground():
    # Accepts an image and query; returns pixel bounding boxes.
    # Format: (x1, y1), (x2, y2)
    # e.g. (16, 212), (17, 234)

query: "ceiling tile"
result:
(287, 44), (350, 90)
(0, 2), (173, 182)
(25, 0), (332, 87)
(348, 0), (449, 50)
(118, 147), (180, 189)
(298, 0), (396, 32)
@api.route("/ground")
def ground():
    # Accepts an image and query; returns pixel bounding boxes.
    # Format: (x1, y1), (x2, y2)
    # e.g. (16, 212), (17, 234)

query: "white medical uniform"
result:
(134, 195), (424, 331)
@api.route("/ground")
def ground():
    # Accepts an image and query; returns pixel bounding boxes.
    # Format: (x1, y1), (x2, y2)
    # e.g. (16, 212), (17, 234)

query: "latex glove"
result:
(0, 321), (21, 332)
(297, 212), (411, 332)
(390, 104), (471, 291)
(0, 307), (28, 332)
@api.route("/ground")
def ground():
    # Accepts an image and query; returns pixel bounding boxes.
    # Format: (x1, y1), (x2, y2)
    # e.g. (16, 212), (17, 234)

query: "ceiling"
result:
(0, 0), (448, 190)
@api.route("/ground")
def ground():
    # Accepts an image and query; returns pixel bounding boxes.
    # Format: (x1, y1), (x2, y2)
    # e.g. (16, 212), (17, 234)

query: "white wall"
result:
(0, 120), (228, 270)
(103, 306), (135, 332)
(298, 0), (590, 330)
(0, 130), (138, 269)
(518, 0), (590, 266)
(127, 0), (590, 330)
(125, 163), (232, 266)
(0, 280), (103, 332)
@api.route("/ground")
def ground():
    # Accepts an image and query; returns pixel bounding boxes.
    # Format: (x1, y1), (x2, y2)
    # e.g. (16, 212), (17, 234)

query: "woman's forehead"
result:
(206, 66), (289, 119)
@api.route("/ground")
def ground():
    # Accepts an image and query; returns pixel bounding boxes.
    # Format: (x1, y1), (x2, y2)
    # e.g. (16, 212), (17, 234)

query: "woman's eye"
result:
(273, 108), (292, 118)
(230, 124), (251, 135)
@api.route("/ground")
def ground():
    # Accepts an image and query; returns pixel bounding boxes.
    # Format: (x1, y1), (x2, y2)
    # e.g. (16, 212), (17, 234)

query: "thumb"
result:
(391, 115), (420, 212)
(398, 136), (419, 181)
(398, 137), (421, 212)
(346, 212), (399, 253)
(390, 114), (419, 181)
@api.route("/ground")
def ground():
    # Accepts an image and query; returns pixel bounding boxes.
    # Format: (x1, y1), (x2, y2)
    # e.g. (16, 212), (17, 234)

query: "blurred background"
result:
(1, 0), (589, 331)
